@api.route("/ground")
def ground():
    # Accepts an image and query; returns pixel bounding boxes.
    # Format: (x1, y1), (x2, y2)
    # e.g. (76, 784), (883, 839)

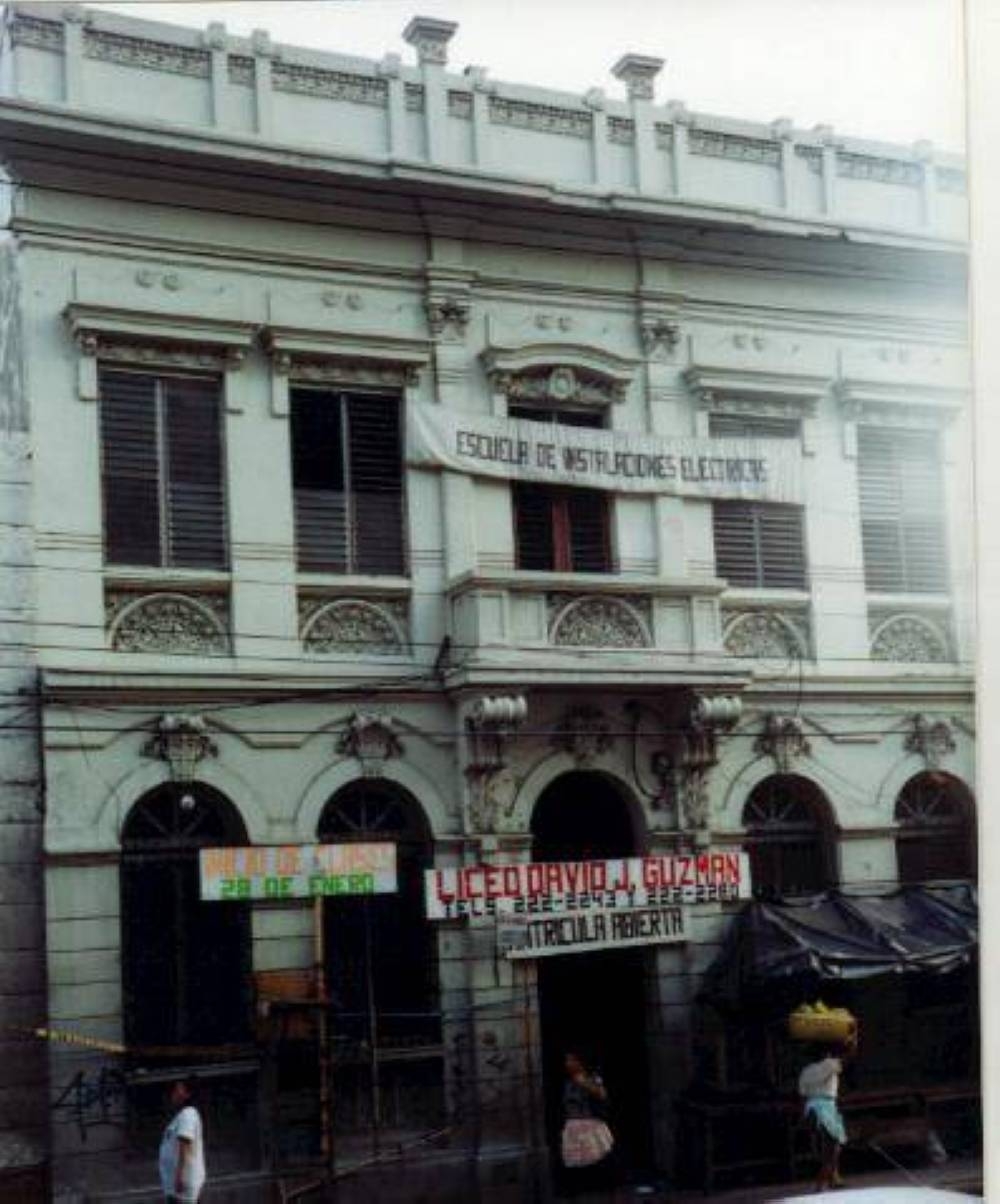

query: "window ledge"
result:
(719, 588), (811, 606)
(866, 592), (952, 609)
(105, 567), (230, 591)
(296, 574), (412, 596)
(447, 568), (726, 598)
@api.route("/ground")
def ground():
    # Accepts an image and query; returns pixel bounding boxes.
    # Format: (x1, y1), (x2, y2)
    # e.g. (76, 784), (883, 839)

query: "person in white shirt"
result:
(797, 1030), (857, 1193)
(159, 1077), (206, 1203)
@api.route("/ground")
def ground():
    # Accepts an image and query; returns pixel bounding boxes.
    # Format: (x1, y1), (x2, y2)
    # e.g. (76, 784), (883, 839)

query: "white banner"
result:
(200, 843), (397, 901)
(499, 904), (689, 959)
(407, 403), (802, 502)
(425, 851), (751, 920)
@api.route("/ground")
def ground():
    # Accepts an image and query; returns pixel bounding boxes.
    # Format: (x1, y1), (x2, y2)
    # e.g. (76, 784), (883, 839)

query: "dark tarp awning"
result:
(701, 884), (978, 1007)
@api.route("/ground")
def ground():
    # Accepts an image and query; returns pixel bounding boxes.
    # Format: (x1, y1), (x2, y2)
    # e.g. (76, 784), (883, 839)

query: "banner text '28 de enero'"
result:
(425, 852), (751, 920)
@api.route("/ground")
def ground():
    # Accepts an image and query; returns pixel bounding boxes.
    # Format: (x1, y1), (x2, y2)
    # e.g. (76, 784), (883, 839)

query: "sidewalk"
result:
(633, 1155), (983, 1202)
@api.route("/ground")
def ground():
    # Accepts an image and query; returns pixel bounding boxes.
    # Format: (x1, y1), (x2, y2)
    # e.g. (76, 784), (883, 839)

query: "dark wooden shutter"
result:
(513, 484), (555, 570)
(567, 488), (611, 572)
(291, 389), (348, 572)
(346, 395), (405, 576)
(100, 370), (162, 566)
(163, 376), (227, 569)
(714, 502), (806, 589)
(858, 428), (947, 593)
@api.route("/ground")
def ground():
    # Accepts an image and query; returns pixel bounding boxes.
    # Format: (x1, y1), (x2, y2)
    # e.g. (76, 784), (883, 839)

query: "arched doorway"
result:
(120, 783), (257, 1175)
(317, 779), (442, 1143)
(895, 772), (976, 884)
(121, 782), (252, 1050)
(741, 774), (835, 898)
(531, 770), (653, 1182)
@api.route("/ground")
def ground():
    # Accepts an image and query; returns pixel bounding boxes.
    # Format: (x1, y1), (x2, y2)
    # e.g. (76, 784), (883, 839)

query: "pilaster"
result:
(613, 54), (664, 195)
(404, 16), (458, 165)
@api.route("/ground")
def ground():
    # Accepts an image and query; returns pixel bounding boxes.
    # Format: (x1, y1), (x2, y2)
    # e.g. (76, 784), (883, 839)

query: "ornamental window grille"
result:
(318, 780), (443, 1134)
(121, 783), (252, 1051)
(710, 416), (806, 589)
(895, 772), (976, 884)
(99, 368), (228, 569)
(509, 404), (612, 573)
(290, 387), (406, 576)
(857, 428), (948, 594)
(741, 774), (834, 898)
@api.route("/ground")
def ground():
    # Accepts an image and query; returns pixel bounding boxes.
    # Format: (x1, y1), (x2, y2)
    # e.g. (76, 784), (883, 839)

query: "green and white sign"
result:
(200, 843), (397, 901)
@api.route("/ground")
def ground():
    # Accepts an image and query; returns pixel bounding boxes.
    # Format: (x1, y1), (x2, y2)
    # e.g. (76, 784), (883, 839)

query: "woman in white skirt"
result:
(560, 1051), (616, 1197)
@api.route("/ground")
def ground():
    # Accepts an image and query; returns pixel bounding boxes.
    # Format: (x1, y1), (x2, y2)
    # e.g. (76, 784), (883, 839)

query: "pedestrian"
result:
(797, 1029), (857, 1192)
(159, 1076), (206, 1203)
(559, 1051), (616, 1198)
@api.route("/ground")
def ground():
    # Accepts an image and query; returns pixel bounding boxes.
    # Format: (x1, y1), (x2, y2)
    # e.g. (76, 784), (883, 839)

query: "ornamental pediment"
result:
(836, 344), (968, 423)
(685, 328), (834, 406)
(481, 341), (638, 405)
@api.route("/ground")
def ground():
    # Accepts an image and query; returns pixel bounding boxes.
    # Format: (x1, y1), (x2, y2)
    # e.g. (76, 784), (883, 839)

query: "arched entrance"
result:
(531, 771), (653, 1182)
(317, 779), (443, 1143)
(121, 782), (252, 1050)
(895, 771), (976, 883)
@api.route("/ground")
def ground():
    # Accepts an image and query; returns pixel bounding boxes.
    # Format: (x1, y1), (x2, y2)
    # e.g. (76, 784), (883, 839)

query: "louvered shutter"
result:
(291, 390), (348, 573)
(708, 414), (800, 440)
(100, 370), (161, 566)
(513, 484), (555, 570)
(858, 429), (947, 593)
(714, 502), (806, 589)
(163, 377), (227, 569)
(567, 488), (611, 572)
(347, 395), (405, 576)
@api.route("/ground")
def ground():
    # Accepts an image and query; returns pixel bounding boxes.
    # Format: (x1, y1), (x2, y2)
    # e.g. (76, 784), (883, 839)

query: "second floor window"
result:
(513, 483), (611, 572)
(713, 502), (807, 589)
(709, 413), (806, 590)
(858, 428), (948, 594)
(510, 401), (612, 573)
(290, 388), (405, 576)
(99, 368), (227, 569)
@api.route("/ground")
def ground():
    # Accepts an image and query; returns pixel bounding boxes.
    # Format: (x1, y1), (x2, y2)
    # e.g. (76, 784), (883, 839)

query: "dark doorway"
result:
(317, 779), (443, 1145)
(531, 771), (653, 1183)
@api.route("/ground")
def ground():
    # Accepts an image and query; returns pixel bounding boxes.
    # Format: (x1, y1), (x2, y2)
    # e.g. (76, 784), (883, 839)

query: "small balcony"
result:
(445, 568), (744, 689)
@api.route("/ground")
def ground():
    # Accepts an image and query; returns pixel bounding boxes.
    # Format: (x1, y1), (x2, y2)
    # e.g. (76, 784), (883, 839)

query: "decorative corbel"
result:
(639, 315), (681, 359)
(337, 711), (403, 778)
(904, 714), (956, 772)
(755, 713), (811, 774)
(74, 329), (99, 401)
(658, 695), (742, 838)
(144, 714), (217, 784)
(269, 348), (293, 417)
(551, 705), (613, 767)
(466, 695), (527, 776)
(426, 297), (472, 342)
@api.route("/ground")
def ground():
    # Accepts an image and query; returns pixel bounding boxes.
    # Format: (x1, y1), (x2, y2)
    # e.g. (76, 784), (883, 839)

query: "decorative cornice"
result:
(263, 326), (429, 389)
(836, 150), (923, 187)
(9, 13), (64, 51)
(64, 302), (257, 356)
(685, 363), (829, 409)
(689, 129), (781, 167)
(488, 95), (592, 139)
(272, 62), (388, 107)
(83, 28), (210, 78)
